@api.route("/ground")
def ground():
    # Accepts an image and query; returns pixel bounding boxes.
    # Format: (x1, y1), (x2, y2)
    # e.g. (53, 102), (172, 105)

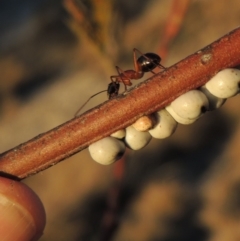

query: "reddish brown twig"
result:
(0, 27), (240, 180)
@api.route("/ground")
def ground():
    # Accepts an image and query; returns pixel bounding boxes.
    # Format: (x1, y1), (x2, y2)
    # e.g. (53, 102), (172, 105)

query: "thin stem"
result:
(0, 27), (240, 180)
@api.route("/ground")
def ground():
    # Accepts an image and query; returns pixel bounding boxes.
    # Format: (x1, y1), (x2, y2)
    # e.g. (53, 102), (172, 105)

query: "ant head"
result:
(137, 53), (161, 72)
(108, 82), (120, 99)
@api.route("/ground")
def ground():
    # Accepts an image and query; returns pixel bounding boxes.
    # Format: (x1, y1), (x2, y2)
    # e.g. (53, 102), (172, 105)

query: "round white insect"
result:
(89, 137), (125, 165)
(205, 68), (240, 98)
(132, 115), (155, 132)
(165, 90), (209, 125)
(165, 107), (196, 125)
(125, 126), (152, 150)
(200, 86), (226, 111)
(149, 109), (177, 139)
(111, 129), (126, 139)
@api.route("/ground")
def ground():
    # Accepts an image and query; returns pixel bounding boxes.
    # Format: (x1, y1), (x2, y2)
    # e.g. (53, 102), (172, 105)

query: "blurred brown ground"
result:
(0, 0), (240, 240)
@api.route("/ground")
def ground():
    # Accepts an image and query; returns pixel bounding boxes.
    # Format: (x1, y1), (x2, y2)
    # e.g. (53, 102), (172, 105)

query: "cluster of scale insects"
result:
(75, 49), (240, 165)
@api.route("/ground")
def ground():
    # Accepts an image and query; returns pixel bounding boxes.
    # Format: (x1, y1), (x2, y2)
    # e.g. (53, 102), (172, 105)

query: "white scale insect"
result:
(85, 64), (240, 165)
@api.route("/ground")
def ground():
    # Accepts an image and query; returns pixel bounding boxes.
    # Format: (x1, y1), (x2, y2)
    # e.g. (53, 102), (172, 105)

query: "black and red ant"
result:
(74, 48), (165, 116)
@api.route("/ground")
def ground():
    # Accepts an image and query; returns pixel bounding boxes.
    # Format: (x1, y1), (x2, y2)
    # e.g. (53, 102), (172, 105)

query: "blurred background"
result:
(0, 0), (240, 240)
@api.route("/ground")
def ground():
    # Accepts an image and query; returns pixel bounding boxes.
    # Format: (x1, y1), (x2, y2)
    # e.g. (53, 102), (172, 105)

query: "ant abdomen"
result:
(137, 53), (162, 72)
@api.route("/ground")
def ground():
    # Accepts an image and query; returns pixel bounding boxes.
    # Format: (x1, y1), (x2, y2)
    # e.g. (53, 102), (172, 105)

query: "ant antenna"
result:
(74, 89), (107, 117)
(74, 82), (120, 117)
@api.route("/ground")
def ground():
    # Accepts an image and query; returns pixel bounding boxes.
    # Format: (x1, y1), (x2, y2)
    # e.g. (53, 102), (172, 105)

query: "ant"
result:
(74, 48), (165, 117)
(110, 48), (165, 90)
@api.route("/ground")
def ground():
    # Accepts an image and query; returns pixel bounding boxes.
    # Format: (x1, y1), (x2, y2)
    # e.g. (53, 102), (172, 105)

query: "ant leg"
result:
(155, 62), (166, 70)
(149, 65), (165, 74)
(115, 66), (132, 90)
(133, 48), (141, 73)
(150, 70), (157, 74)
(133, 48), (144, 55)
(148, 61), (166, 74)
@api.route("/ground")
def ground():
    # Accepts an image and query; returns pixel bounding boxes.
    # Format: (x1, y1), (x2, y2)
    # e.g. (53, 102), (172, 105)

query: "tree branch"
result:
(0, 27), (240, 180)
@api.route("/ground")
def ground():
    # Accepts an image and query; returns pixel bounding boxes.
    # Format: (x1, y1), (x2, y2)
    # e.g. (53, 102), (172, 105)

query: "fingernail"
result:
(0, 194), (36, 241)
